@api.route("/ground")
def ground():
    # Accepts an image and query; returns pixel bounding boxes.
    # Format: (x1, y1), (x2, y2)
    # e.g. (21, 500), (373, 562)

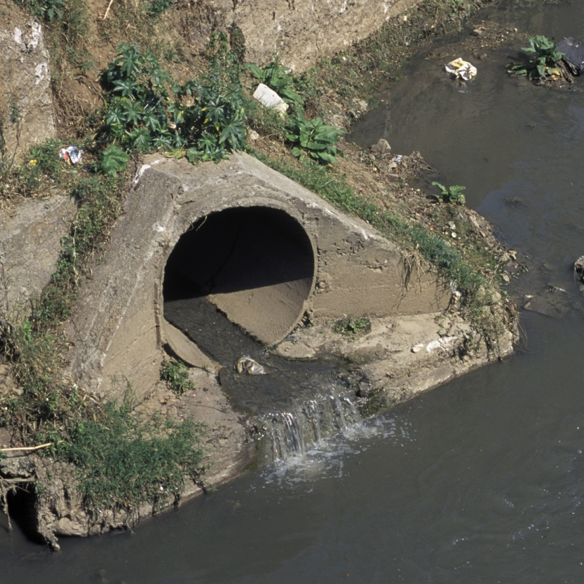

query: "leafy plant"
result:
(247, 59), (305, 106)
(432, 182), (466, 205)
(101, 145), (130, 177)
(161, 359), (195, 395)
(333, 317), (371, 337)
(145, 0), (173, 16)
(507, 35), (565, 81)
(285, 108), (344, 164)
(100, 36), (247, 162)
(14, 0), (64, 21)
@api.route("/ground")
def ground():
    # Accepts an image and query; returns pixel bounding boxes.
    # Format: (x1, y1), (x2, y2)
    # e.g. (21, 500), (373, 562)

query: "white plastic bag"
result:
(445, 58), (477, 81)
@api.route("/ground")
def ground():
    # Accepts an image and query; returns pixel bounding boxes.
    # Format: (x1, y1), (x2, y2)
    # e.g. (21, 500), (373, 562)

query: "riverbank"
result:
(0, 0), (521, 546)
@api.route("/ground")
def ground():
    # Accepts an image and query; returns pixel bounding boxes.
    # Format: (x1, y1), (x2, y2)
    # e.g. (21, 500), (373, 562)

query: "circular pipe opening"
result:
(163, 206), (315, 344)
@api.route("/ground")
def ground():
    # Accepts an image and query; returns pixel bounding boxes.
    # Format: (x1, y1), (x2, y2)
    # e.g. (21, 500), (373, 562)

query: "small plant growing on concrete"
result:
(432, 182), (466, 205)
(507, 35), (565, 81)
(161, 359), (194, 395)
(333, 316), (371, 337)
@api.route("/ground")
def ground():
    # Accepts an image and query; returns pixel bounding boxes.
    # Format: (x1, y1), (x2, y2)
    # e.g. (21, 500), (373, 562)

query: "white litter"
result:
(445, 58), (477, 81)
(59, 145), (83, 164)
(236, 356), (266, 375)
(252, 83), (288, 115)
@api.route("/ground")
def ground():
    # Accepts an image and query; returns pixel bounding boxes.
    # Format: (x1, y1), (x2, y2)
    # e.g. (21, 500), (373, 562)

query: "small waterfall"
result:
(256, 391), (363, 462)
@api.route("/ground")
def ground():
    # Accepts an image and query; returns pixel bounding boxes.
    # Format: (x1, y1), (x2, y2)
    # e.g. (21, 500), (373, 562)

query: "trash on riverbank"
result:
(59, 145), (83, 164)
(557, 37), (584, 76)
(253, 83), (288, 115)
(445, 58), (477, 81)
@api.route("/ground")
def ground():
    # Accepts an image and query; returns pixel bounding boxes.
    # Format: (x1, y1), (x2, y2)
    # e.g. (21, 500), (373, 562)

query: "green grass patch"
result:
(61, 405), (203, 514)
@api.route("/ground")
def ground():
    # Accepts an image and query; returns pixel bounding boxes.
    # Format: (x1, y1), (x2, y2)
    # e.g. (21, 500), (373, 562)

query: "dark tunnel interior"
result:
(163, 206), (315, 302)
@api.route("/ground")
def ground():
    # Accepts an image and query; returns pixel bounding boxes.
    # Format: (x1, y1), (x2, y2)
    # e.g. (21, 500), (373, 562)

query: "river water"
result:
(3, 1), (584, 582)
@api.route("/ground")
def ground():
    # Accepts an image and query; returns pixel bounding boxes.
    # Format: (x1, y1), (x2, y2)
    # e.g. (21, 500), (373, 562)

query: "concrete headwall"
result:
(67, 153), (450, 401)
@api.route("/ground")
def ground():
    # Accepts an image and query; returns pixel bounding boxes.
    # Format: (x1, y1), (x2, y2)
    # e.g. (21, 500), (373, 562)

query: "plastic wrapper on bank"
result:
(445, 58), (477, 81)
(59, 145), (83, 164)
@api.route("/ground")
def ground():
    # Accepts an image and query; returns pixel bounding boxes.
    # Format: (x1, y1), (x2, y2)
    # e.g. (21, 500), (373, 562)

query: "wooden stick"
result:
(0, 443), (52, 453)
(103, 0), (115, 20)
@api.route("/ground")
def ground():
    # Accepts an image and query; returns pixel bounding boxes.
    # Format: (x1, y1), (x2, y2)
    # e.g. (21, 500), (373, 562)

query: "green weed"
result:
(14, 0), (64, 22)
(507, 35), (565, 81)
(101, 145), (130, 177)
(432, 182), (466, 205)
(161, 359), (195, 395)
(145, 0), (173, 16)
(285, 108), (344, 164)
(100, 35), (246, 162)
(333, 317), (372, 337)
(242, 95), (288, 139)
(60, 404), (203, 515)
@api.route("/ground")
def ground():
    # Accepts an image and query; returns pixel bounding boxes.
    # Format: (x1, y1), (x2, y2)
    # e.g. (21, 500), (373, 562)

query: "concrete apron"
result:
(66, 153), (451, 403)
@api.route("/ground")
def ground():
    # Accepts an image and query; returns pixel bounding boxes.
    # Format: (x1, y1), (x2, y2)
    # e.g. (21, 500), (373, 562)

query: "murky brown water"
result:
(3, 1), (584, 582)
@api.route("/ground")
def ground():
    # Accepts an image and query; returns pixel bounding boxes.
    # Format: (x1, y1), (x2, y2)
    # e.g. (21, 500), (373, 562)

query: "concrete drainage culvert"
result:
(163, 206), (316, 345)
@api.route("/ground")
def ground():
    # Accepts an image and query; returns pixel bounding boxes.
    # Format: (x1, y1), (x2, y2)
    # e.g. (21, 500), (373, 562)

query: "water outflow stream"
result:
(164, 297), (365, 461)
(3, 1), (584, 582)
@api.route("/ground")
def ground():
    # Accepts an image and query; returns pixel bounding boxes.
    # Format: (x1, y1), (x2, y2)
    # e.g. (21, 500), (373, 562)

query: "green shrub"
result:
(100, 35), (247, 162)
(285, 108), (344, 164)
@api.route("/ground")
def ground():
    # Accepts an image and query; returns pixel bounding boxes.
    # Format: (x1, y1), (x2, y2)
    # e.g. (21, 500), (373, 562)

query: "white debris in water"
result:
(236, 356), (266, 375)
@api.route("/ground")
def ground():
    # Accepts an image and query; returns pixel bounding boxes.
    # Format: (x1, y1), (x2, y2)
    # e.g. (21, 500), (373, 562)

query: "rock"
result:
(371, 138), (392, 157)
(0, 196), (76, 315)
(523, 295), (568, 319)
(574, 255), (584, 283)
(349, 98), (369, 120)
